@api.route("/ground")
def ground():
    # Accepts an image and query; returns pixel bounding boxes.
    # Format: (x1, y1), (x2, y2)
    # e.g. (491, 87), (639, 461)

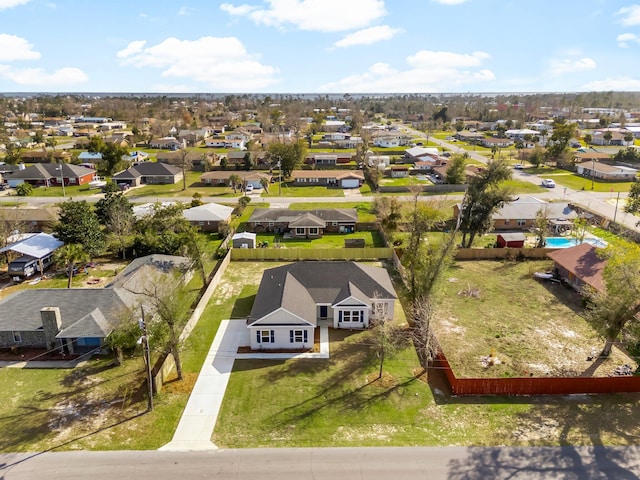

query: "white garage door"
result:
(341, 179), (359, 189)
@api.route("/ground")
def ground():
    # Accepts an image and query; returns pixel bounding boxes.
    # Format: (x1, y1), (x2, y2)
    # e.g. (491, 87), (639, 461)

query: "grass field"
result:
(262, 182), (345, 198)
(538, 172), (633, 193)
(256, 231), (385, 248)
(434, 260), (636, 378)
(125, 171), (239, 198)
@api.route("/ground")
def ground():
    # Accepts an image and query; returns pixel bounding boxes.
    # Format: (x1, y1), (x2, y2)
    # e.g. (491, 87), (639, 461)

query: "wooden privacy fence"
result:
(231, 247), (393, 261)
(433, 353), (640, 396)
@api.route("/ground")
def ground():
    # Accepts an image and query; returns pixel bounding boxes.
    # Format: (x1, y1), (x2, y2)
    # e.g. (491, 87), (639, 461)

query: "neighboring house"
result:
(77, 151), (104, 164)
(0, 255), (191, 354)
(572, 151), (611, 165)
(246, 261), (397, 350)
(456, 131), (485, 143)
(183, 203), (234, 232)
(404, 146), (440, 162)
(0, 232), (63, 280)
(590, 130), (633, 146)
(232, 232), (257, 249)
(156, 150), (213, 172)
(290, 169), (364, 189)
(453, 196), (578, 232)
(112, 162), (183, 186)
(0, 206), (59, 233)
(305, 153), (354, 166)
(492, 197), (577, 232)
(149, 137), (185, 150)
(20, 149), (71, 164)
(200, 171), (272, 189)
(480, 137), (514, 148)
(547, 244), (606, 293)
(5, 163), (96, 188)
(575, 161), (638, 181)
(247, 208), (358, 237)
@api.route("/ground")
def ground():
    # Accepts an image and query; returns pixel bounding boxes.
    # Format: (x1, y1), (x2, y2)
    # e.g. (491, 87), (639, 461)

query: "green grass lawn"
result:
(126, 171), (240, 198)
(541, 172), (633, 193)
(501, 179), (548, 194)
(435, 260), (636, 378)
(379, 177), (432, 187)
(255, 231), (385, 248)
(0, 253), (226, 452)
(289, 201), (377, 222)
(27, 184), (99, 197)
(261, 182), (345, 198)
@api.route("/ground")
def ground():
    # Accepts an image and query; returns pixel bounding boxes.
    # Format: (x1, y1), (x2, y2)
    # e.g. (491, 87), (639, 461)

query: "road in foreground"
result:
(1, 446), (640, 479)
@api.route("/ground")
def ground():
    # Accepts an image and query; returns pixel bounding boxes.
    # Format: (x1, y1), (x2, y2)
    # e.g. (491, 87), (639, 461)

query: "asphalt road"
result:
(2, 446), (640, 479)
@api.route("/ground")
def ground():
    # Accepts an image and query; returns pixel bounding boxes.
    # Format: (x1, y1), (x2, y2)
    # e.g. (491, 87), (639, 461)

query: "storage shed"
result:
(232, 232), (257, 249)
(496, 232), (526, 248)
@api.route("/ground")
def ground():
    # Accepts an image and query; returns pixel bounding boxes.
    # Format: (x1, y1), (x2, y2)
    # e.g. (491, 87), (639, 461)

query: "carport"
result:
(0, 232), (64, 277)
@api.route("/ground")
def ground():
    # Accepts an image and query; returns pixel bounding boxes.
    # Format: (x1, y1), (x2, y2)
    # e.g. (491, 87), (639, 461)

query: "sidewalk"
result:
(160, 320), (329, 451)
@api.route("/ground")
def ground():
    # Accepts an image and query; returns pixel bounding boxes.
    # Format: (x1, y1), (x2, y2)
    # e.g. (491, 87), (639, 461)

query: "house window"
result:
(268, 222), (274, 227)
(332, 222), (338, 226)
(290, 330), (308, 343)
(295, 228), (305, 235)
(309, 227), (319, 235)
(12, 331), (22, 343)
(340, 310), (363, 322)
(516, 219), (526, 226)
(69, 178), (76, 184)
(504, 219), (510, 225)
(257, 330), (274, 344)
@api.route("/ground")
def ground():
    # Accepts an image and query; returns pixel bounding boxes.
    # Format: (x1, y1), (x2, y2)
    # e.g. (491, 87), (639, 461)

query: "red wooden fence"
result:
(433, 353), (640, 396)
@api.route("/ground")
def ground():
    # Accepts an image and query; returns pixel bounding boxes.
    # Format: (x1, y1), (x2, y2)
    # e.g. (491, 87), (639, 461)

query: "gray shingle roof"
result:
(248, 261), (397, 326)
(113, 161), (181, 180)
(249, 208), (358, 224)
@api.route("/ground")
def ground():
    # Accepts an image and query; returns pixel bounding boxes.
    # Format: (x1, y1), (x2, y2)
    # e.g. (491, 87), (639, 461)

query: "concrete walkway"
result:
(160, 320), (329, 451)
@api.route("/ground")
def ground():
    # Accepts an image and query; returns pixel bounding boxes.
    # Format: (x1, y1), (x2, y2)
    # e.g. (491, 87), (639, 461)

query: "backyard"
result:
(434, 260), (638, 378)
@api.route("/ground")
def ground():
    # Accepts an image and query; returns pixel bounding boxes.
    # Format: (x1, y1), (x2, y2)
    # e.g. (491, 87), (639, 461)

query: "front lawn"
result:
(539, 172), (633, 193)
(126, 171), (238, 198)
(434, 260), (636, 378)
(261, 182), (345, 198)
(501, 179), (548, 194)
(379, 177), (432, 187)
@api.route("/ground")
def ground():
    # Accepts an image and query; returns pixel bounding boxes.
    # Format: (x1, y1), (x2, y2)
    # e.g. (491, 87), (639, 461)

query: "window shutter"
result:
(304, 330), (308, 342)
(256, 331), (261, 343)
(290, 330), (294, 343)
(339, 311), (342, 322)
(270, 330), (275, 343)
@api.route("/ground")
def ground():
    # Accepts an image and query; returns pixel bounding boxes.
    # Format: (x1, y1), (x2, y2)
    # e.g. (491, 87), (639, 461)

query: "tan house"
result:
(290, 169), (364, 188)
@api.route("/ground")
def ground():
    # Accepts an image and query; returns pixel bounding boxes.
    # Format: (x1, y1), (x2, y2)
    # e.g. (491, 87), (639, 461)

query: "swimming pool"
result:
(544, 236), (608, 248)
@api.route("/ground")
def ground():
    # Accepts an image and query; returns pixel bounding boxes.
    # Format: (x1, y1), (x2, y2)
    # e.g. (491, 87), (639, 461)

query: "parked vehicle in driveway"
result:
(541, 179), (556, 188)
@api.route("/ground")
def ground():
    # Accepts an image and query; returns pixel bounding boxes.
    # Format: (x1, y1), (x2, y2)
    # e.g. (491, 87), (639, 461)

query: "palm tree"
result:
(54, 244), (88, 288)
(603, 131), (613, 145)
(260, 177), (270, 193)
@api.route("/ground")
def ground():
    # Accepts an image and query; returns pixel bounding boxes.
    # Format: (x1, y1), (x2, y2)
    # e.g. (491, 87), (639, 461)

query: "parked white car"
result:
(541, 179), (556, 188)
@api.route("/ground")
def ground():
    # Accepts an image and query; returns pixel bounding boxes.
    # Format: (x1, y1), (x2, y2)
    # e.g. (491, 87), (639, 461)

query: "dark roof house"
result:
(112, 162), (183, 186)
(248, 208), (358, 237)
(246, 261), (397, 350)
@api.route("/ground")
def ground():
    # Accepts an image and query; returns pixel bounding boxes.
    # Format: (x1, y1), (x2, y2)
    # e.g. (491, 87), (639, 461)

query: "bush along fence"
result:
(454, 247), (561, 260)
(432, 353), (640, 396)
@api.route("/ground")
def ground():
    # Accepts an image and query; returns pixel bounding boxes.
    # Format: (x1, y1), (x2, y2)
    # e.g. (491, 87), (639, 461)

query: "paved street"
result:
(2, 446), (640, 479)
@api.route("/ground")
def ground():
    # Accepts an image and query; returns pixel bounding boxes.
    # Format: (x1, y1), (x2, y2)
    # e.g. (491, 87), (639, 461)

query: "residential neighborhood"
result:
(3, 90), (640, 469)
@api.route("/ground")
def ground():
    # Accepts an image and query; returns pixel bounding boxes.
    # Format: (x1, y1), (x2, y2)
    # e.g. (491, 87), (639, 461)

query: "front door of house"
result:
(320, 306), (328, 318)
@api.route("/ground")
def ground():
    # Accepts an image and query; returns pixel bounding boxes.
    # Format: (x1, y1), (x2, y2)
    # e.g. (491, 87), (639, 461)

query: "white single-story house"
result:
(246, 261), (397, 351)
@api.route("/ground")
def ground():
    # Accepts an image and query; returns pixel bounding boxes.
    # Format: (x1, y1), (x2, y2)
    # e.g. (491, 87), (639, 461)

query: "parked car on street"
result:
(541, 179), (556, 188)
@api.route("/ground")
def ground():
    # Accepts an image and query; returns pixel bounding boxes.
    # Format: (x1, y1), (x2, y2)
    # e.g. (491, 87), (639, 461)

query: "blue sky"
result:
(1, 0), (640, 93)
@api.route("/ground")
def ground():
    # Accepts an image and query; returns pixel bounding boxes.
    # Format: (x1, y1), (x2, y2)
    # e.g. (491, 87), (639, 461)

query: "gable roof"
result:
(547, 243), (606, 292)
(249, 208), (357, 224)
(493, 197), (577, 221)
(7, 163), (95, 180)
(112, 162), (181, 180)
(248, 261), (397, 326)
(183, 203), (234, 222)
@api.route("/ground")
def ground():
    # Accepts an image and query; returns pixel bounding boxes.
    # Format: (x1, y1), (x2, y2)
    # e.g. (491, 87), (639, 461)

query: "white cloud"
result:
(220, 3), (257, 16)
(0, 66), (88, 86)
(581, 76), (640, 91)
(117, 40), (146, 59)
(0, 0), (30, 9)
(0, 35), (40, 62)
(617, 5), (640, 26)
(431, 0), (470, 4)
(117, 36), (279, 91)
(548, 57), (596, 75)
(617, 32), (640, 47)
(178, 6), (193, 15)
(334, 25), (401, 48)
(220, 0), (386, 32)
(320, 49), (494, 92)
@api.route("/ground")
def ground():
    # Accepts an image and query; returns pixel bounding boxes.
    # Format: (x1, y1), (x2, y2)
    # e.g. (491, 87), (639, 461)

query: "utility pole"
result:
(139, 306), (154, 412)
(613, 191), (621, 224)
